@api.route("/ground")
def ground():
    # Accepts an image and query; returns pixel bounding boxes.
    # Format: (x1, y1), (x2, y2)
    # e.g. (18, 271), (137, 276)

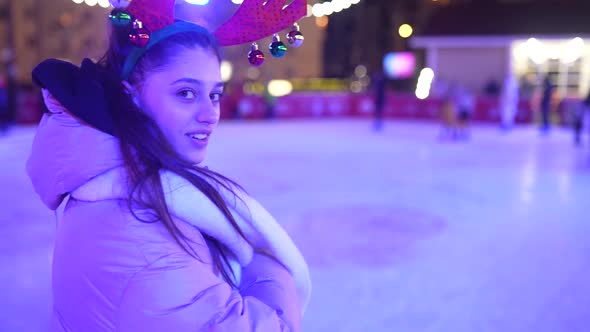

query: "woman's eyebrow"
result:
(171, 78), (203, 85)
(171, 78), (224, 89)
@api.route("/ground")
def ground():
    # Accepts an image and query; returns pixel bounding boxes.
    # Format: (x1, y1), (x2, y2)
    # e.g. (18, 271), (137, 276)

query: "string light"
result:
(229, 0), (363, 18)
(311, 0), (363, 18)
(72, 0), (210, 8)
(72, 0), (108, 7)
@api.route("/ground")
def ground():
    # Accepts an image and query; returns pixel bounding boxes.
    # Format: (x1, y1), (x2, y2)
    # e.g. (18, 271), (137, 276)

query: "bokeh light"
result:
(399, 24), (413, 38)
(268, 80), (293, 97)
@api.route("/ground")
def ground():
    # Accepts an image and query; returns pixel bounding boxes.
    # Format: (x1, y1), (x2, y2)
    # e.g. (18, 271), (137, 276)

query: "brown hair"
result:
(99, 24), (248, 288)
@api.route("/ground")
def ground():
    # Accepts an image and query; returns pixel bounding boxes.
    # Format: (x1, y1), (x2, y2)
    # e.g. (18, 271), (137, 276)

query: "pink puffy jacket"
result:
(26, 103), (302, 331)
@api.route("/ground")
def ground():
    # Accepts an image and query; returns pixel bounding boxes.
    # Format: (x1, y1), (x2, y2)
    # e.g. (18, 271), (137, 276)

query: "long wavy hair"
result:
(98, 22), (249, 288)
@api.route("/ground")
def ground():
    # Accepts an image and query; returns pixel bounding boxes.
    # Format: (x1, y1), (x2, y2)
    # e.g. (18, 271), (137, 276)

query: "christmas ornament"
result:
(248, 43), (265, 67)
(109, 9), (132, 27)
(128, 20), (150, 47)
(269, 34), (287, 58)
(286, 23), (304, 48)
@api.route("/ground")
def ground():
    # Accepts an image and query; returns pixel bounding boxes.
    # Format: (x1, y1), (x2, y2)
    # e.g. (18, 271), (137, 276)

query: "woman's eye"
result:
(210, 93), (224, 103)
(178, 90), (196, 100)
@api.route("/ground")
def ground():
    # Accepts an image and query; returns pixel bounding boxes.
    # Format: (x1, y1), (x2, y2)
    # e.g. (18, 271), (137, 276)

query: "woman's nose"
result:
(196, 101), (220, 125)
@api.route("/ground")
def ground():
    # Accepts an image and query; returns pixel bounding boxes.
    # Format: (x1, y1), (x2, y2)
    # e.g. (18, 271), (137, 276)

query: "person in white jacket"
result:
(501, 74), (520, 131)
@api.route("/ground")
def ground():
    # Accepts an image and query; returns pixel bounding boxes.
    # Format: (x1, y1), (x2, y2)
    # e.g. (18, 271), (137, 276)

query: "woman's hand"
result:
(42, 89), (67, 114)
(42, 89), (95, 128)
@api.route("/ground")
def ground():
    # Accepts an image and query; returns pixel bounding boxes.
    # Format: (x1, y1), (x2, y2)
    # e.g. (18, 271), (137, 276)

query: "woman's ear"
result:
(122, 80), (141, 107)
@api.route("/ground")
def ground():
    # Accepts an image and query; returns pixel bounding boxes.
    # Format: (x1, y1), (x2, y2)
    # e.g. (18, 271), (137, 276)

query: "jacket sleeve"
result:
(117, 252), (301, 332)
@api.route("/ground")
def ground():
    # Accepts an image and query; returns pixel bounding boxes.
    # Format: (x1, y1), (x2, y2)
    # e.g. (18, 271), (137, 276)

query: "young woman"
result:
(26, 1), (310, 331)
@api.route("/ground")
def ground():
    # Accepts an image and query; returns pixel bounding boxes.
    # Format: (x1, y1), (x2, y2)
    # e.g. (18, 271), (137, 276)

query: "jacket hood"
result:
(26, 105), (121, 210)
(27, 58), (121, 210)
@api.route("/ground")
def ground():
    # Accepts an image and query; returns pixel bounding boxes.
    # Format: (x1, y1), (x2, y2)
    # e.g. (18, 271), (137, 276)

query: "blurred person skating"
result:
(455, 84), (475, 140)
(371, 70), (387, 132)
(0, 77), (9, 135)
(574, 90), (590, 146)
(501, 74), (519, 131)
(541, 75), (555, 133)
(439, 82), (459, 140)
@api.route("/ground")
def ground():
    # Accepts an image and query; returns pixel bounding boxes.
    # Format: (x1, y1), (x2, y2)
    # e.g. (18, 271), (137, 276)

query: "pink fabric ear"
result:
(214, 0), (307, 47)
(122, 0), (306, 48)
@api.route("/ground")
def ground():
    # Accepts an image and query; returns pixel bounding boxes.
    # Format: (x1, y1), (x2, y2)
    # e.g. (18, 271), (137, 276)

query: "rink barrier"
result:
(17, 92), (540, 124)
(220, 93), (535, 123)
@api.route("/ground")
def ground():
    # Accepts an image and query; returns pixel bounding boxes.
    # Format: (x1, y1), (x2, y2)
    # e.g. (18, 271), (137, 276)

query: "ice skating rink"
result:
(1, 119), (589, 332)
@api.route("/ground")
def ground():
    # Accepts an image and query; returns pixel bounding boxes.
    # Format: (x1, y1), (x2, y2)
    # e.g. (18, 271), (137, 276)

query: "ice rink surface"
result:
(1, 119), (589, 331)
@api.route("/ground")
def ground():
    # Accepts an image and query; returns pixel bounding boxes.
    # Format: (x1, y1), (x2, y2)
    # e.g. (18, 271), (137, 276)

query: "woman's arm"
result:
(161, 171), (312, 313)
(240, 251), (302, 331)
(117, 251), (300, 332)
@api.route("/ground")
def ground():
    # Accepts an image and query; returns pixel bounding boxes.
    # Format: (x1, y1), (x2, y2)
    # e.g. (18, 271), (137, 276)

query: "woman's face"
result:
(133, 47), (223, 165)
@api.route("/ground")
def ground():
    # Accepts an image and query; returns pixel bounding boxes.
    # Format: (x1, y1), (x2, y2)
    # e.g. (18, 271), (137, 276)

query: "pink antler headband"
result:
(214, 0), (306, 46)
(109, 0), (307, 79)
